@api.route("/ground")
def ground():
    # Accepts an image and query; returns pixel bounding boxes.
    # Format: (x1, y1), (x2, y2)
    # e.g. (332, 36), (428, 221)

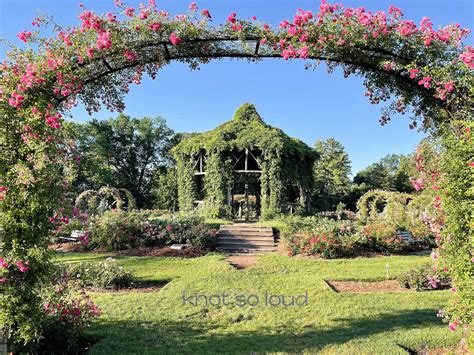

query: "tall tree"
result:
(353, 153), (415, 192)
(312, 138), (352, 211)
(64, 114), (174, 208)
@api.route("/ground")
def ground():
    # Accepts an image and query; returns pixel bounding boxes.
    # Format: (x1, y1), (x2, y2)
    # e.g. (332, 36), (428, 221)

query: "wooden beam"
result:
(254, 40), (260, 56)
(102, 58), (113, 70)
(162, 43), (171, 60)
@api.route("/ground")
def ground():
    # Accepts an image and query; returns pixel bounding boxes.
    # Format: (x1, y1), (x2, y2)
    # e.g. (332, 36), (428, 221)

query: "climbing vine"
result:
(0, 0), (472, 350)
(172, 103), (315, 218)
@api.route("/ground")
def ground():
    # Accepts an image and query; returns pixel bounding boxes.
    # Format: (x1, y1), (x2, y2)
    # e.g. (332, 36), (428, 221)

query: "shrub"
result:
(89, 209), (143, 250)
(37, 273), (100, 354)
(88, 210), (218, 250)
(357, 222), (406, 253)
(63, 258), (134, 290)
(398, 263), (451, 291)
(282, 216), (358, 258)
(143, 214), (218, 248)
(408, 220), (436, 248)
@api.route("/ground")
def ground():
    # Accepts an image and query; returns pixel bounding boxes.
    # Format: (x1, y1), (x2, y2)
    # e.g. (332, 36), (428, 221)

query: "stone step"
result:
(219, 225), (273, 232)
(217, 247), (277, 254)
(217, 242), (275, 249)
(217, 224), (276, 254)
(217, 239), (275, 246)
(217, 236), (274, 243)
(217, 231), (274, 238)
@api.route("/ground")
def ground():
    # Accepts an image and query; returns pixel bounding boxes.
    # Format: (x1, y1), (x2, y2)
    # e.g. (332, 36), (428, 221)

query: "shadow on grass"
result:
(88, 308), (442, 353)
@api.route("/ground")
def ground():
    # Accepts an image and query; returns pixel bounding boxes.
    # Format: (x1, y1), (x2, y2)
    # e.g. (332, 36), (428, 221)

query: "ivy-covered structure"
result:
(173, 103), (316, 220)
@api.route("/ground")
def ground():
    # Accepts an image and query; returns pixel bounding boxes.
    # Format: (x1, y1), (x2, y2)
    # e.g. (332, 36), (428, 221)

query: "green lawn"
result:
(56, 252), (459, 354)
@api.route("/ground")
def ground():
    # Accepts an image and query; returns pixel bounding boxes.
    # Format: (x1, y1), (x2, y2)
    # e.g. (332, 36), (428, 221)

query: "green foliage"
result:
(357, 222), (407, 253)
(88, 210), (218, 250)
(36, 274), (100, 354)
(282, 216), (358, 258)
(89, 209), (145, 250)
(63, 258), (134, 290)
(173, 103), (315, 218)
(437, 122), (474, 336)
(64, 115), (175, 208)
(354, 154), (415, 192)
(152, 168), (178, 212)
(312, 138), (351, 211)
(398, 263), (451, 291)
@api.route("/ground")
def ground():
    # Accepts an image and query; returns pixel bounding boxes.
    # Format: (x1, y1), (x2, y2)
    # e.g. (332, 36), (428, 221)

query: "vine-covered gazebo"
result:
(173, 103), (316, 220)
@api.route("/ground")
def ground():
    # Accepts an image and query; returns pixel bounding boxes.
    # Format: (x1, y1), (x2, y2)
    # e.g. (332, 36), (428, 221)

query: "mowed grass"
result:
(55, 252), (460, 354)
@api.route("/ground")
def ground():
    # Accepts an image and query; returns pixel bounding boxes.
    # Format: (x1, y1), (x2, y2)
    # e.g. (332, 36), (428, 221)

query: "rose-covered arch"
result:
(0, 0), (472, 350)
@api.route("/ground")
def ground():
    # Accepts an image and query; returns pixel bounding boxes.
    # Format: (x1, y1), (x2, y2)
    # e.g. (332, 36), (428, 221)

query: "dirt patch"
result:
(49, 242), (83, 252)
(326, 280), (410, 293)
(88, 281), (169, 293)
(227, 255), (258, 270)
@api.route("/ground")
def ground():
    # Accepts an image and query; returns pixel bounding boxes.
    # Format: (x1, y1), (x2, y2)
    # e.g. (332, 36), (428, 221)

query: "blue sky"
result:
(1, 0), (472, 174)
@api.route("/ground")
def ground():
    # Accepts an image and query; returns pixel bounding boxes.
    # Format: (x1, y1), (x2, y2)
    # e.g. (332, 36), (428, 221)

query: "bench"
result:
(58, 230), (85, 242)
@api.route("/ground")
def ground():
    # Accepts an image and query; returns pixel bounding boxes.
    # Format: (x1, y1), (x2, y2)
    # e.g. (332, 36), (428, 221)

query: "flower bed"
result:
(87, 210), (218, 251)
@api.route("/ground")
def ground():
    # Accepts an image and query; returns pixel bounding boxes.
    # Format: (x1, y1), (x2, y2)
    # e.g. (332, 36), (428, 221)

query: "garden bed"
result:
(325, 280), (410, 293)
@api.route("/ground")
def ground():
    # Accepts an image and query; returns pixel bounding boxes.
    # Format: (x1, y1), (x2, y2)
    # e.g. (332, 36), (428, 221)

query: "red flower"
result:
(169, 33), (182, 45)
(17, 31), (32, 43)
(227, 12), (237, 23)
(201, 9), (211, 19)
(16, 260), (29, 273)
(165, 225), (174, 232)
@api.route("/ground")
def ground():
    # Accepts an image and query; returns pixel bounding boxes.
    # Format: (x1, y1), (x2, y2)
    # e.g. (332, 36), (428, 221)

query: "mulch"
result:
(326, 280), (410, 293)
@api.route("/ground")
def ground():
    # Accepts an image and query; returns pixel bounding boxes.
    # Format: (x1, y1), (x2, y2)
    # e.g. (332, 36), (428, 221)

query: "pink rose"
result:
(169, 33), (182, 45)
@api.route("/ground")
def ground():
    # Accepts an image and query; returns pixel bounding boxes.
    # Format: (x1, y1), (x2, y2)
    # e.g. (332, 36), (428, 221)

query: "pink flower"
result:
(0, 257), (8, 268)
(298, 46), (309, 59)
(201, 9), (211, 18)
(299, 33), (309, 42)
(149, 22), (162, 31)
(444, 81), (455, 92)
(96, 31), (112, 50)
(418, 77), (432, 88)
(16, 260), (29, 273)
(451, 287), (457, 293)
(430, 251), (438, 260)
(409, 68), (419, 79)
(8, 92), (25, 108)
(252, 16), (257, 21)
(17, 31), (32, 43)
(388, 5), (403, 17)
(124, 50), (138, 61)
(125, 7), (135, 17)
(469, 162), (474, 168)
(166, 225), (174, 232)
(410, 177), (425, 191)
(86, 47), (95, 58)
(189, 2), (198, 12)
(448, 321), (459, 332)
(432, 184), (440, 191)
(259, 39), (267, 45)
(459, 46), (474, 68)
(169, 33), (182, 45)
(0, 278), (5, 284)
(227, 12), (237, 23)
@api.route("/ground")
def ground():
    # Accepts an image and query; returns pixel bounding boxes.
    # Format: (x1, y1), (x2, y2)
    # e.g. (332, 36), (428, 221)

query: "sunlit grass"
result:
(54, 252), (459, 354)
